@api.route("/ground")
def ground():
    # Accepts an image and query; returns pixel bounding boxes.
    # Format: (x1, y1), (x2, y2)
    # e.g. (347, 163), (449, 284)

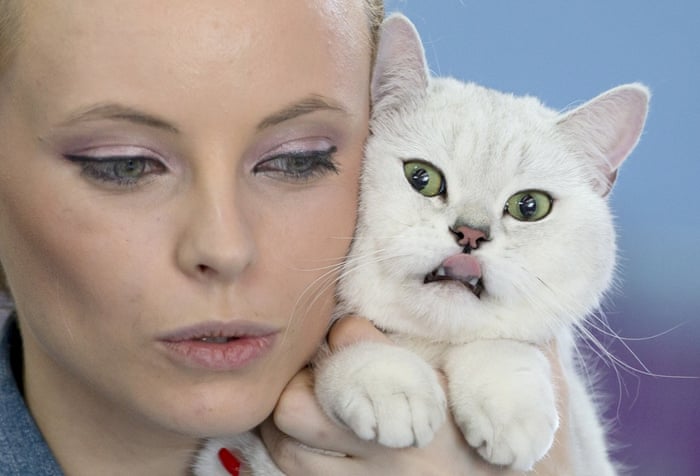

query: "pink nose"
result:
(453, 225), (487, 251)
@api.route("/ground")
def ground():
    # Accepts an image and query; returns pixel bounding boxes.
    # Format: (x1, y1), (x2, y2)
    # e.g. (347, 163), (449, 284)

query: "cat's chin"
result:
(423, 272), (484, 299)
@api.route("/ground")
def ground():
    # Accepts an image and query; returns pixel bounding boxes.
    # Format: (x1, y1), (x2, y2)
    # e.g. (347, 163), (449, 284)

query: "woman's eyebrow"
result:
(256, 95), (349, 131)
(56, 95), (347, 133)
(57, 103), (180, 133)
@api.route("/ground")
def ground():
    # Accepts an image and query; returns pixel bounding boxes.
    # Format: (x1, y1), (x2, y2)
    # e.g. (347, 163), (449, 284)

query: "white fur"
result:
(195, 13), (649, 475)
(315, 341), (446, 448)
(318, 13), (648, 475)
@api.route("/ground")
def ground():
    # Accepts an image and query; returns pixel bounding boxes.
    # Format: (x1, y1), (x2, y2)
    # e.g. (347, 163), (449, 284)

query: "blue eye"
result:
(64, 155), (166, 187)
(253, 146), (339, 182)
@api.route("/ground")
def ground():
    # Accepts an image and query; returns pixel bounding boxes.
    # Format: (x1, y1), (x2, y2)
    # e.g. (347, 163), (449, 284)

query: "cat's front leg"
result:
(444, 339), (559, 471)
(315, 340), (447, 448)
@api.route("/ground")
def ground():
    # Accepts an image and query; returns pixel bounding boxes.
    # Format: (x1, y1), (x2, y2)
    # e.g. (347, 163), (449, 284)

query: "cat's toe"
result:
(339, 393), (382, 442)
(315, 341), (447, 448)
(463, 408), (559, 471)
(371, 389), (446, 447)
(446, 340), (559, 470)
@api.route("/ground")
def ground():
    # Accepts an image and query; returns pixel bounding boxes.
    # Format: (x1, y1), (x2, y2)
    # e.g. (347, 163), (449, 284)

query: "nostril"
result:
(451, 225), (488, 251)
(197, 264), (214, 276)
(450, 226), (465, 242)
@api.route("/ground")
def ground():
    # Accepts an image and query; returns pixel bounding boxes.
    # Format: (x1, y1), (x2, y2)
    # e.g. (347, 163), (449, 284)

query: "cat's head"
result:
(339, 14), (649, 342)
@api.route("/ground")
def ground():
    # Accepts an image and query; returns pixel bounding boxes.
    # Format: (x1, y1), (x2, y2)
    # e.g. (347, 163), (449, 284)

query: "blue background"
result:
(385, 1), (700, 474)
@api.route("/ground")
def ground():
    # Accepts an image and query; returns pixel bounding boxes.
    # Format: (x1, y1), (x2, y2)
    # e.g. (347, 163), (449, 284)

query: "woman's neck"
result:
(21, 333), (201, 476)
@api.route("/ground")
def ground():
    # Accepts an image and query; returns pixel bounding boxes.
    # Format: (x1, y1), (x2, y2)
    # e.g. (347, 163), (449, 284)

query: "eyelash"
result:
(64, 145), (339, 188)
(253, 146), (339, 182)
(64, 155), (167, 188)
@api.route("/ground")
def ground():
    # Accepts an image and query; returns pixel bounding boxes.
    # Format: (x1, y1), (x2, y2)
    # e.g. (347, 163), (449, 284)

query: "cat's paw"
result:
(315, 341), (446, 448)
(446, 341), (559, 471)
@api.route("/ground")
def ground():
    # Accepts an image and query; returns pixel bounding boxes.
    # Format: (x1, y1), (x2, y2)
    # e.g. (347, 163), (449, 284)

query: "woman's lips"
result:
(159, 321), (279, 371)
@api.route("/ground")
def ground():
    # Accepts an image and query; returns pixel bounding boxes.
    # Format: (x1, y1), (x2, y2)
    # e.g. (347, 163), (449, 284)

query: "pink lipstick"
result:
(159, 321), (278, 371)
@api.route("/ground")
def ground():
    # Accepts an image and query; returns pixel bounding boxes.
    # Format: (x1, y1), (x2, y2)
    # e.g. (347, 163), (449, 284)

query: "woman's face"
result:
(0, 0), (370, 437)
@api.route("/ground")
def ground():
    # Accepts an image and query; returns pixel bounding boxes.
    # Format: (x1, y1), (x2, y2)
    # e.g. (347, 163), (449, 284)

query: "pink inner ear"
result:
(602, 87), (650, 173)
(559, 84), (649, 195)
(371, 14), (429, 110)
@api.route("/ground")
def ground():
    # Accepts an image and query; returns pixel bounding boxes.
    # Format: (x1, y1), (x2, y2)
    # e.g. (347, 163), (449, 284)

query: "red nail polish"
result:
(217, 447), (241, 476)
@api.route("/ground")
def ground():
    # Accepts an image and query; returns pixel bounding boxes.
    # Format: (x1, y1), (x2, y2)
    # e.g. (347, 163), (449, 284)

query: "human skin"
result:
(0, 0), (370, 474)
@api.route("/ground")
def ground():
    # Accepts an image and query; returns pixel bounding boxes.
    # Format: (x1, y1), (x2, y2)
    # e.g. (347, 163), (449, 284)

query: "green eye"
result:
(403, 160), (446, 197)
(505, 190), (553, 221)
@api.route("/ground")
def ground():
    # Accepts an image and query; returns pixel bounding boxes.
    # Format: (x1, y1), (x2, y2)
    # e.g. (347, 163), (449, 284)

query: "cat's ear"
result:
(557, 83), (650, 196)
(371, 13), (430, 115)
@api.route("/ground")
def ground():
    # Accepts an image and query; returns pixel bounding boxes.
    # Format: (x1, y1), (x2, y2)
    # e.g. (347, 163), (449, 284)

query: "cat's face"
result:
(338, 14), (648, 342)
(343, 81), (617, 341)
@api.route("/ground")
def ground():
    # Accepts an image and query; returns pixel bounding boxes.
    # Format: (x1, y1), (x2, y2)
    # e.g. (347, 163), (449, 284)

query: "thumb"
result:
(327, 315), (392, 351)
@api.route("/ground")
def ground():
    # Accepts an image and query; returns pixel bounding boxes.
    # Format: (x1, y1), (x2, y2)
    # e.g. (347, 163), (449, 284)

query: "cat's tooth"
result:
(435, 266), (447, 277)
(468, 277), (480, 287)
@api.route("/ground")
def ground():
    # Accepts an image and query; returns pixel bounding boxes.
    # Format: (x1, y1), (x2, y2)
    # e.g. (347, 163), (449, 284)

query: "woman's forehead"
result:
(7, 0), (371, 131)
(18, 0), (369, 63)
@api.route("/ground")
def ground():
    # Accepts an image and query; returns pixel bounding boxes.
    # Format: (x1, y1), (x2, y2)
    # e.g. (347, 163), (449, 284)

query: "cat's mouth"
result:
(423, 253), (484, 298)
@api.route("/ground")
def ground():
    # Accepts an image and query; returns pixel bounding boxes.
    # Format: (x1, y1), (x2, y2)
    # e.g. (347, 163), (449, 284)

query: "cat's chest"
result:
(386, 333), (452, 367)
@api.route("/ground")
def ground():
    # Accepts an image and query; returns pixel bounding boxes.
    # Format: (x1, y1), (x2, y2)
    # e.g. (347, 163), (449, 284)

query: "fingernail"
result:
(217, 447), (241, 476)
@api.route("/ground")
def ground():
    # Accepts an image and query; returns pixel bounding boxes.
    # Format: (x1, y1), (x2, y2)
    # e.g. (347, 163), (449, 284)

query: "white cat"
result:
(195, 13), (649, 476)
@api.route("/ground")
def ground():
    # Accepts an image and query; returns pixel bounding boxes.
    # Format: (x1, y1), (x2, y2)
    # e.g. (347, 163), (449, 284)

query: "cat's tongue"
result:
(425, 253), (483, 296)
(442, 253), (481, 281)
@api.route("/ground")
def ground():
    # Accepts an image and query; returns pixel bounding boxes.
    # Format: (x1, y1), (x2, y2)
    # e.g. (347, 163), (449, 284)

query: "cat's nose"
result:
(451, 225), (488, 252)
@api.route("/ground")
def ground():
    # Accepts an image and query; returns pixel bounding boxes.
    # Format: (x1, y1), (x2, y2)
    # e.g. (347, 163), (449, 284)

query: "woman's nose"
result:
(175, 185), (255, 284)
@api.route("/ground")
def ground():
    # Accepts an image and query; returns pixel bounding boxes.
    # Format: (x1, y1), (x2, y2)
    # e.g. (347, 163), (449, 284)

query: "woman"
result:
(0, 0), (573, 474)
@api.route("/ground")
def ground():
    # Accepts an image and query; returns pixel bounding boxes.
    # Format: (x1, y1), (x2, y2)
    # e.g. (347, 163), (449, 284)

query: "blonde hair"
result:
(365, 0), (385, 60)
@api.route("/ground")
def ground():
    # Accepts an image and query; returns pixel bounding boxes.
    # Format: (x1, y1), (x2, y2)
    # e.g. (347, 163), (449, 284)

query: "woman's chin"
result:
(145, 382), (279, 438)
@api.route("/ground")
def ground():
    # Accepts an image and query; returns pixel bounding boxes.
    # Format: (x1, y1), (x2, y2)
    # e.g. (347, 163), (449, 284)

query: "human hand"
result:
(259, 316), (573, 475)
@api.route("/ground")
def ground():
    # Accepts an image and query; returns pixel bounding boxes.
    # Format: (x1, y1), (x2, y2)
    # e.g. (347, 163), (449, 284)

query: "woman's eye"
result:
(403, 160), (446, 197)
(254, 146), (339, 181)
(504, 190), (553, 221)
(64, 155), (166, 187)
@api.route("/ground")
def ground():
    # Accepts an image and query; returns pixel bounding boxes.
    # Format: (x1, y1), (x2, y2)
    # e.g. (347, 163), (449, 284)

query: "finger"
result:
(260, 417), (368, 476)
(268, 368), (376, 456)
(327, 315), (391, 351)
(530, 341), (573, 474)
